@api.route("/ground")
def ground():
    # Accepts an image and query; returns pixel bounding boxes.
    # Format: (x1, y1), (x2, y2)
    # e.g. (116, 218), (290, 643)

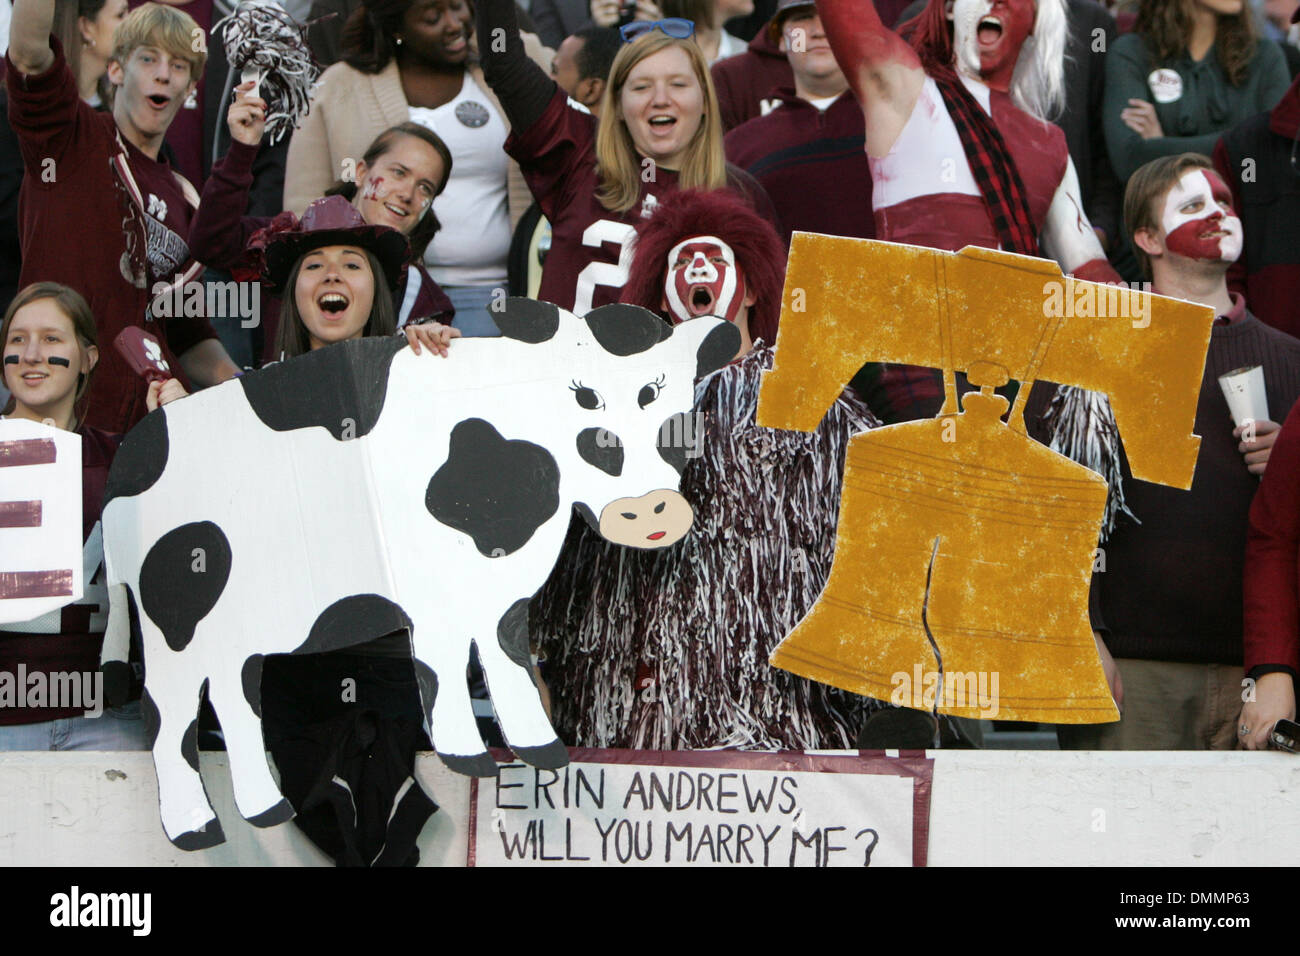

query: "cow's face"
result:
(493, 300), (739, 550)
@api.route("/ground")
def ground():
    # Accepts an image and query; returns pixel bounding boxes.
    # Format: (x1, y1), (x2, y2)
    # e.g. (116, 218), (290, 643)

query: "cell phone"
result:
(1269, 718), (1300, 753)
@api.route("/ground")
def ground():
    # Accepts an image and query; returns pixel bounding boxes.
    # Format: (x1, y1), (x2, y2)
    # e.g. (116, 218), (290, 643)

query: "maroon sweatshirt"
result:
(6, 38), (216, 434)
(0, 426), (119, 726)
(710, 23), (793, 132)
(725, 88), (874, 246)
(189, 140), (455, 365)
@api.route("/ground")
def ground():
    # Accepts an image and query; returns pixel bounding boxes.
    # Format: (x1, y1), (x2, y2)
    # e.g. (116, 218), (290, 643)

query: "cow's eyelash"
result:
(570, 380), (604, 410)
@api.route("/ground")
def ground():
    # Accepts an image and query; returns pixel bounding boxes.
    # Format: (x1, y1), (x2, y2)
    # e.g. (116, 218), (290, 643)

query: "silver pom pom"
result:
(215, 0), (321, 145)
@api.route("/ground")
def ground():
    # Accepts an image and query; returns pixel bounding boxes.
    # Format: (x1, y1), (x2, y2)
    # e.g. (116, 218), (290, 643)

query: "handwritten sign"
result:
(0, 419), (82, 624)
(469, 749), (932, 867)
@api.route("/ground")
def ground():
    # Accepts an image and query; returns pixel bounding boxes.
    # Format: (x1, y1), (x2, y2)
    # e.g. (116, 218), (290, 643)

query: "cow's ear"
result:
(681, 318), (741, 378)
(492, 298), (561, 343)
(584, 304), (672, 356)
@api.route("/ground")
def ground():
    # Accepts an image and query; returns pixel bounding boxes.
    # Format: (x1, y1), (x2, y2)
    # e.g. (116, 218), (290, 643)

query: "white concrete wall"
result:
(2, 750), (1298, 865)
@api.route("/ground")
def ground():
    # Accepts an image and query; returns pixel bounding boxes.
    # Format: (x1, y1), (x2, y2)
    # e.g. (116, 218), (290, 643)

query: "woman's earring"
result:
(395, 34), (403, 45)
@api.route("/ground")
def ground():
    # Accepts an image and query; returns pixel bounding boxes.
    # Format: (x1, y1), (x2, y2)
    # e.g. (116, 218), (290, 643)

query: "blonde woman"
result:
(478, 0), (776, 314)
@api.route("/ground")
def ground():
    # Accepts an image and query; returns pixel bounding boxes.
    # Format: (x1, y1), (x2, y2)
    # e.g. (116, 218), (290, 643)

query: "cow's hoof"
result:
(439, 751), (499, 777)
(248, 798), (295, 828)
(101, 661), (133, 708)
(513, 739), (569, 770)
(170, 818), (226, 851)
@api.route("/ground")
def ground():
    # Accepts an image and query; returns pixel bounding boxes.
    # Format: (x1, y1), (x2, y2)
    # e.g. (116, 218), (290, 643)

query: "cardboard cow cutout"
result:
(101, 300), (738, 850)
(0, 419), (83, 623)
(758, 235), (1214, 724)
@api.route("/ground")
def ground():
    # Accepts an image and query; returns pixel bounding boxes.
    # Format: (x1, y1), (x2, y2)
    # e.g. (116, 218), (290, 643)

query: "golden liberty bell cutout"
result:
(758, 236), (1214, 724)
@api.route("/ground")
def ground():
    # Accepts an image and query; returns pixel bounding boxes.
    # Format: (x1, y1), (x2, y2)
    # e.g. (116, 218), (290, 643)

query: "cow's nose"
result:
(599, 490), (693, 550)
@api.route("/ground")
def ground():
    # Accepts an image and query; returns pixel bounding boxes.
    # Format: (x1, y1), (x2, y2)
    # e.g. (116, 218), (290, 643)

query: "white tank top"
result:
(869, 75), (986, 209)
(409, 73), (512, 287)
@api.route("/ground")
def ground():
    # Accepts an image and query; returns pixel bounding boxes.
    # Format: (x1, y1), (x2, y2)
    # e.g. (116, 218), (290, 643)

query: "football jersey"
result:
(507, 89), (778, 315)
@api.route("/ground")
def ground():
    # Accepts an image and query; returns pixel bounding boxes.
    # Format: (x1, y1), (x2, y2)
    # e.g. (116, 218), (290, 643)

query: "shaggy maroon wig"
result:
(903, 0), (960, 79)
(620, 189), (786, 348)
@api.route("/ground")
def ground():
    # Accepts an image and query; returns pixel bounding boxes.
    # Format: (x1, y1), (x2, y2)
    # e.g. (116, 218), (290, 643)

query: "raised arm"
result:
(191, 82), (271, 270)
(476, 0), (559, 134)
(816, 0), (924, 157)
(8, 0), (56, 76)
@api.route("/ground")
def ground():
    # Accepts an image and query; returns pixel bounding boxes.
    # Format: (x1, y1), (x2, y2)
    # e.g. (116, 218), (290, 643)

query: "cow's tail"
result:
(100, 582), (134, 707)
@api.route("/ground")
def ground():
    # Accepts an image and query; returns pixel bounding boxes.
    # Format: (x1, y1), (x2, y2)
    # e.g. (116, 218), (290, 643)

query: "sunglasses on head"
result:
(619, 18), (695, 43)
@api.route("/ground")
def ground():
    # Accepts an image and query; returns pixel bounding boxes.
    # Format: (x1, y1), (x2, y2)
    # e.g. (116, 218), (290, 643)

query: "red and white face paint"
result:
(1160, 168), (1242, 264)
(663, 236), (746, 325)
(952, 0), (1035, 91)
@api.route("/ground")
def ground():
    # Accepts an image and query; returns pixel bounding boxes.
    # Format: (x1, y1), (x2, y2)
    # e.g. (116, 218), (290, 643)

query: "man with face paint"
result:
(530, 189), (882, 751)
(662, 235), (755, 352)
(1038, 153), (1300, 751)
(813, 0), (1121, 424)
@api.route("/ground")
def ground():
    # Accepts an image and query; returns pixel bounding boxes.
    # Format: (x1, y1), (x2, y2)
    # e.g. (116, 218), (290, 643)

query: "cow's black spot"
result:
(182, 715), (200, 772)
(575, 502), (599, 532)
(513, 739), (569, 770)
(248, 799), (295, 828)
(139, 522), (232, 652)
(492, 297), (560, 343)
(439, 752), (499, 777)
(172, 819), (225, 851)
(413, 660), (438, 717)
(585, 304), (672, 356)
(141, 689), (161, 750)
(294, 595), (413, 656)
(577, 427), (623, 476)
(239, 336), (405, 440)
(657, 412), (690, 474)
(104, 408), (169, 506)
(242, 654), (264, 717)
(696, 321), (741, 378)
(496, 599), (533, 673)
(426, 419), (560, 557)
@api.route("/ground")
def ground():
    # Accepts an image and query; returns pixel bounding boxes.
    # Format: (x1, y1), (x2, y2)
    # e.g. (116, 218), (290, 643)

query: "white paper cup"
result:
(1219, 365), (1268, 428)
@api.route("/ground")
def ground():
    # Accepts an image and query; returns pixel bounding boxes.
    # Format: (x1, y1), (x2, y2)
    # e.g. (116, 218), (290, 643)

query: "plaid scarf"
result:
(933, 74), (1038, 256)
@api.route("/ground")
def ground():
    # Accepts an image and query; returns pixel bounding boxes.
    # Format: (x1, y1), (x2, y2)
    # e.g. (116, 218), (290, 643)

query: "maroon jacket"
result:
(711, 25), (794, 132)
(6, 38), (217, 434)
(1246, 396), (1300, 680)
(0, 426), (119, 726)
(725, 89), (874, 247)
(189, 140), (455, 365)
